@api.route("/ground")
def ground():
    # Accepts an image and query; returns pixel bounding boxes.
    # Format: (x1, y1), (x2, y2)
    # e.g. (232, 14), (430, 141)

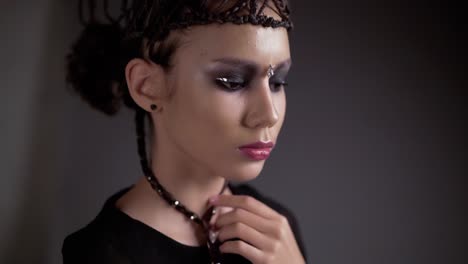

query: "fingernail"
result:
(209, 195), (219, 203)
(208, 229), (219, 244)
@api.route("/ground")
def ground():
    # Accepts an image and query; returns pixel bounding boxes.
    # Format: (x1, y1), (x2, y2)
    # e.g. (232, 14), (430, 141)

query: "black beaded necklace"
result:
(136, 110), (227, 264)
(145, 173), (227, 263)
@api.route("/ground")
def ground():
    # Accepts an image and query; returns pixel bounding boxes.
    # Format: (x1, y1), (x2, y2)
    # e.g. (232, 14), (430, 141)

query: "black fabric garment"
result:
(62, 183), (307, 264)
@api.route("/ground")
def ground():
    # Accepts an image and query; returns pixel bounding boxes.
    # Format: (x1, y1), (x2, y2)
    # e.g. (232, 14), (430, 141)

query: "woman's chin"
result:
(223, 162), (266, 183)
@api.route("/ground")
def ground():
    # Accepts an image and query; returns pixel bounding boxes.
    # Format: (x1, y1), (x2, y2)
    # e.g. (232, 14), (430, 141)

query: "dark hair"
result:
(67, 0), (292, 116)
(66, 0), (293, 180)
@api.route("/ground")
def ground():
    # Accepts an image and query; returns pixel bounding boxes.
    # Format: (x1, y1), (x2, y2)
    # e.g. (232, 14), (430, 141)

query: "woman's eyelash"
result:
(270, 81), (288, 91)
(215, 77), (246, 91)
(214, 77), (287, 92)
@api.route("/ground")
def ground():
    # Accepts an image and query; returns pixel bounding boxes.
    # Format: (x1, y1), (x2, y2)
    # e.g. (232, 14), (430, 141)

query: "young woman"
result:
(62, 0), (307, 263)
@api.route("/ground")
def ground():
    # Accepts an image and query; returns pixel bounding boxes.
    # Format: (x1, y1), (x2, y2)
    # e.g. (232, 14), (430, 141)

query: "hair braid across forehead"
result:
(78, 0), (292, 40)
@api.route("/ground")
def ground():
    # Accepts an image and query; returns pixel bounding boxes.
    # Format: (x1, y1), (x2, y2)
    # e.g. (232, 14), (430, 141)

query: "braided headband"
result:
(79, 0), (293, 45)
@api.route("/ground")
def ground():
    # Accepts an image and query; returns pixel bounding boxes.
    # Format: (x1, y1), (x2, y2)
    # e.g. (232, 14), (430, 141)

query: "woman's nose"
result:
(243, 81), (279, 129)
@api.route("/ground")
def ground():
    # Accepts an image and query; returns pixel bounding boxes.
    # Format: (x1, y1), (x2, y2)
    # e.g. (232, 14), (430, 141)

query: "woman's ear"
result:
(125, 58), (166, 112)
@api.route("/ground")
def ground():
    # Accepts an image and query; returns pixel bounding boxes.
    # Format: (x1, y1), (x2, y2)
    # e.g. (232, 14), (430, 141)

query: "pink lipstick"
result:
(238, 141), (275, 161)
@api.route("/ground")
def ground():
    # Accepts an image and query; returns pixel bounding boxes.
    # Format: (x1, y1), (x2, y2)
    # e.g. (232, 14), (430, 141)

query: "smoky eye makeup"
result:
(214, 77), (245, 91)
(206, 58), (292, 92)
(209, 68), (255, 91)
(268, 68), (290, 91)
(214, 76), (250, 91)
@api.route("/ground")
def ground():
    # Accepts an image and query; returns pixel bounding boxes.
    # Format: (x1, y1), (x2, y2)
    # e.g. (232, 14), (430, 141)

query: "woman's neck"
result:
(115, 143), (230, 246)
(149, 142), (230, 216)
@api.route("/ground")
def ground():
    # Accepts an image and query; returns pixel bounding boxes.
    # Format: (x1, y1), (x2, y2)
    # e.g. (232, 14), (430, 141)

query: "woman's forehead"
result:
(174, 23), (290, 67)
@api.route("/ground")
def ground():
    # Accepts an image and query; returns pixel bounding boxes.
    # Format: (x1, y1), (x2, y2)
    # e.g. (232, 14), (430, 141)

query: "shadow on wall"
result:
(1, 1), (75, 263)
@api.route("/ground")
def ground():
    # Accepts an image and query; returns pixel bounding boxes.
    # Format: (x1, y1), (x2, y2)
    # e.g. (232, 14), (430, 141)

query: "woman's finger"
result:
(217, 222), (274, 252)
(209, 195), (280, 219)
(214, 208), (276, 234)
(219, 239), (265, 264)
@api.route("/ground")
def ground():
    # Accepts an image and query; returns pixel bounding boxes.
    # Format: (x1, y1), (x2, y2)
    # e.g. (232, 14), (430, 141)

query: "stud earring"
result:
(267, 64), (275, 78)
(150, 104), (157, 111)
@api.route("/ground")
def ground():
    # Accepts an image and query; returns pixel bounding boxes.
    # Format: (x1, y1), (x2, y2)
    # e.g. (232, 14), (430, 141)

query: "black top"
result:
(62, 184), (307, 264)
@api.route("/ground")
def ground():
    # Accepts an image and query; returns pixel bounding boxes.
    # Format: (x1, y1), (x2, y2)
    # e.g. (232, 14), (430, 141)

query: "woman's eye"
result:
(270, 81), (288, 92)
(215, 77), (246, 91)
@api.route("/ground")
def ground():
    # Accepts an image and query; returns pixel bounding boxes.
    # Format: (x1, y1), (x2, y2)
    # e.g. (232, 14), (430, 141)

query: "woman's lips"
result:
(238, 141), (275, 161)
(239, 147), (272, 160)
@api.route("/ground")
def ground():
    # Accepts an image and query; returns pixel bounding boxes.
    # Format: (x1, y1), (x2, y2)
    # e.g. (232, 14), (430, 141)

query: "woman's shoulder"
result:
(62, 188), (133, 264)
(62, 221), (132, 264)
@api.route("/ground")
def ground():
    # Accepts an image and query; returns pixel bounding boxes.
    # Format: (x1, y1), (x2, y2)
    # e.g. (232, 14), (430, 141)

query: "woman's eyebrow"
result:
(211, 57), (257, 73)
(211, 57), (292, 72)
(274, 58), (292, 71)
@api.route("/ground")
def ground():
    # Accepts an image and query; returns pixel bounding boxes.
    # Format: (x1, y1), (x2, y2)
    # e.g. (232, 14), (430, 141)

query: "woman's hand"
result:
(209, 195), (305, 264)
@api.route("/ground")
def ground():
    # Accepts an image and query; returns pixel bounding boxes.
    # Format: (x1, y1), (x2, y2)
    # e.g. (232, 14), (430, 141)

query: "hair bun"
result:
(66, 22), (125, 115)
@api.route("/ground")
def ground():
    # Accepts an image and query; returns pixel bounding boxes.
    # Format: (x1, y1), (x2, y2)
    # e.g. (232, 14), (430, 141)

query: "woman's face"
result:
(156, 22), (291, 182)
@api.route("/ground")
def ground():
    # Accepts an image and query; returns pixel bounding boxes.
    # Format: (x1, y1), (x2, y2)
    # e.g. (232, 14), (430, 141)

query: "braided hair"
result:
(66, 0), (293, 180)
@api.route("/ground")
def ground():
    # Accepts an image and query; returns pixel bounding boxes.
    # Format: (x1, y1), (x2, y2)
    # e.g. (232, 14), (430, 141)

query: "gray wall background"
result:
(1, 1), (466, 264)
